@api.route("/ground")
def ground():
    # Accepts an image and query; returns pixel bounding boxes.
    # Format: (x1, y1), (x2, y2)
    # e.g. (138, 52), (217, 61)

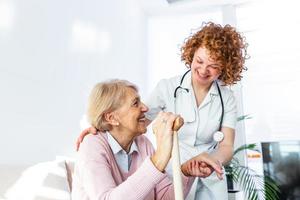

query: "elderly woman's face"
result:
(191, 47), (221, 86)
(114, 87), (148, 136)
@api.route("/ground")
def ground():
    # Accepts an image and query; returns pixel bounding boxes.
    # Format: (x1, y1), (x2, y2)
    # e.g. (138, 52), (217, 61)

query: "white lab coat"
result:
(145, 71), (237, 200)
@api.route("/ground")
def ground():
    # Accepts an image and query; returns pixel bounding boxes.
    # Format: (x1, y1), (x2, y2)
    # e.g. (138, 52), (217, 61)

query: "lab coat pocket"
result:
(206, 118), (220, 131)
(175, 94), (196, 123)
(177, 108), (196, 146)
(180, 108), (196, 123)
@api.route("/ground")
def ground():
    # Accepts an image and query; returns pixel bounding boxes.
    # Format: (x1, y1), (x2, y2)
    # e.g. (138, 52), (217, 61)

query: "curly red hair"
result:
(181, 22), (249, 85)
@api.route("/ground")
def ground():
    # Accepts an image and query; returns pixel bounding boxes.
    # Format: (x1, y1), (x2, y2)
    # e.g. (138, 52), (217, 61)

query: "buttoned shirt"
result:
(107, 131), (138, 172)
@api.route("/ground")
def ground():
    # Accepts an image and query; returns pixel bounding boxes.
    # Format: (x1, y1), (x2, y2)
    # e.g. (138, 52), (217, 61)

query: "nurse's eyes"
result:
(210, 65), (220, 70)
(197, 60), (204, 65)
(197, 60), (220, 71)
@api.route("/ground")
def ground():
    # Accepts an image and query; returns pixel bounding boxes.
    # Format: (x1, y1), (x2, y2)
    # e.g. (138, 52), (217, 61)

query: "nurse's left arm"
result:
(209, 89), (236, 165)
(210, 126), (235, 165)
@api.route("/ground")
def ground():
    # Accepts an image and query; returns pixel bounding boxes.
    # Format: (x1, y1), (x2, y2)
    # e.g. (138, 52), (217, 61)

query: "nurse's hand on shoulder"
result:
(181, 152), (223, 180)
(75, 126), (98, 151)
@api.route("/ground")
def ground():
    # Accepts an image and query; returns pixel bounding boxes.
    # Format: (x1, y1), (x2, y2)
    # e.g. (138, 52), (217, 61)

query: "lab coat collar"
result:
(198, 81), (219, 110)
(181, 70), (219, 97)
(209, 81), (220, 97)
(107, 131), (138, 155)
(180, 70), (221, 110)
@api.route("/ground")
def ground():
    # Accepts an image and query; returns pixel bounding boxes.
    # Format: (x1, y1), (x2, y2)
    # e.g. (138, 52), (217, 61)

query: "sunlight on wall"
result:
(0, 1), (14, 32)
(70, 20), (111, 54)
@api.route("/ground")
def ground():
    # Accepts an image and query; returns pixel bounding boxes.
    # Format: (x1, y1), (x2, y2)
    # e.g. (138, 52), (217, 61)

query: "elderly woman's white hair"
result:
(87, 79), (138, 131)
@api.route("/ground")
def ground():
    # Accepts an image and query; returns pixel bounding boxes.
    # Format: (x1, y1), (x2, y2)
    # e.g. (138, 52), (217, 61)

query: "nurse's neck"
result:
(191, 77), (212, 93)
(191, 78), (212, 107)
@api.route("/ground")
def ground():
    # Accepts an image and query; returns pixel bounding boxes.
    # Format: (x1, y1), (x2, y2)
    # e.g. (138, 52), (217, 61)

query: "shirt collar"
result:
(209, 81), (219, 96)
(106, 131), (138, 155)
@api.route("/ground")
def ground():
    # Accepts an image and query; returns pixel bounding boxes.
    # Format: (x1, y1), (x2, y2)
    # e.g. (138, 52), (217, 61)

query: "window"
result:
(236, 0), (300, 143)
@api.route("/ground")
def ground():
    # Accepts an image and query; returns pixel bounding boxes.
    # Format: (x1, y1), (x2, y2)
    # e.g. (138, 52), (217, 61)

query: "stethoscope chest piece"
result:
(213, 131), (224, 142)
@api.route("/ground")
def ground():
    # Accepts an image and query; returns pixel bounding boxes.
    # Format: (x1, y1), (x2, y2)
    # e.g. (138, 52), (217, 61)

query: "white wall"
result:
(0, 0), (147, 165)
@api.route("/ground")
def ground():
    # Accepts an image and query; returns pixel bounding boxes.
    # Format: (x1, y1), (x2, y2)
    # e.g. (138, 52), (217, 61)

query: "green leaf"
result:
(237, 114), (252, 122)
(233, 143), (260, 156)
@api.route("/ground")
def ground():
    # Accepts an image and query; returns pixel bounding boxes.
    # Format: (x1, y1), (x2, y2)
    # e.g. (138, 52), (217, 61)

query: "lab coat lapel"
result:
(198, 81), (218, 110)
(175, 71), (196, 123)
(196, 82), (219, 132)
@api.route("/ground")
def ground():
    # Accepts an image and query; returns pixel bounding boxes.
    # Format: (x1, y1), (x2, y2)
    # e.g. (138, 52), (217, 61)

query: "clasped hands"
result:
(181, 152), (223, 180)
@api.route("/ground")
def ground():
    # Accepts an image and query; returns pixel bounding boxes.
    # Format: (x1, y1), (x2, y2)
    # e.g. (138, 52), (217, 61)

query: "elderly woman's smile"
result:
(138, 115), (146, 123)
(114, 87), (149, 136)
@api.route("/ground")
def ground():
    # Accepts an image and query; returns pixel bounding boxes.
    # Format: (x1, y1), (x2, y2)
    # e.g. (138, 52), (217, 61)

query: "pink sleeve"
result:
(81, 157), (169, 200)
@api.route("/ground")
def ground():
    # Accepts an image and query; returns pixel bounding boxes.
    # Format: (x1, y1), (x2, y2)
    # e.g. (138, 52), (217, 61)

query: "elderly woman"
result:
(72, 79), (222, 200)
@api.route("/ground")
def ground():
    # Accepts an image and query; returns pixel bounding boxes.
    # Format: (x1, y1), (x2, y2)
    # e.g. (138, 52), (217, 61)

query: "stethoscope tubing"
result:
(173, 70), (225, 149)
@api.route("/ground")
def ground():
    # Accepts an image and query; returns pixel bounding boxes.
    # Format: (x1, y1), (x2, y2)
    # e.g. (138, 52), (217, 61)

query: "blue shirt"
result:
(107, 131), (138, 172)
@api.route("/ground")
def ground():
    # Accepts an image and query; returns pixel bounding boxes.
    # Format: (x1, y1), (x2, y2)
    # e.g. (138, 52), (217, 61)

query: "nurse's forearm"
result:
(210, 145), (233, 166)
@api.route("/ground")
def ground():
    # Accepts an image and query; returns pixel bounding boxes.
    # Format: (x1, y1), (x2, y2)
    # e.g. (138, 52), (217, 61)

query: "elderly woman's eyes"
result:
(132, 101), (139, 107)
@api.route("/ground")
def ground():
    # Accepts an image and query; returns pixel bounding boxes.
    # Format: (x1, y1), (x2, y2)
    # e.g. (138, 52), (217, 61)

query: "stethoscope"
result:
(174, 69), (225, 149)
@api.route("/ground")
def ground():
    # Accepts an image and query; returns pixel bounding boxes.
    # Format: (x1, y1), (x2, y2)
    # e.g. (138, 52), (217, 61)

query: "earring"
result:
(115, 122), (119, 126)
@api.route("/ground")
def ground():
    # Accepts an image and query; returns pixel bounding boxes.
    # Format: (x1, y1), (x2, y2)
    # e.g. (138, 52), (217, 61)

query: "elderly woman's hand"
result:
(181, 152), (223, 180)
(151, 112), (178, 172)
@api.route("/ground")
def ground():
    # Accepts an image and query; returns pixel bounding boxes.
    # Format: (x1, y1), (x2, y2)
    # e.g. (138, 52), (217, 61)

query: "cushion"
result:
(0, 164), (29, 198)
(5, 158), (71, 200)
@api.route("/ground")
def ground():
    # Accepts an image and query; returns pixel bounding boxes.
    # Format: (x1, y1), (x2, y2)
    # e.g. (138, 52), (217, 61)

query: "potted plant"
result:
(224, 115), (280, 200)
(225, 143), (280, 200)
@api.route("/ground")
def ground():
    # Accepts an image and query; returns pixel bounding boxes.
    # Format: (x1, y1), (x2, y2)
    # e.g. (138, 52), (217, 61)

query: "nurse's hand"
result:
(75, 126), (98, 151)
(181, 152), (223, 180)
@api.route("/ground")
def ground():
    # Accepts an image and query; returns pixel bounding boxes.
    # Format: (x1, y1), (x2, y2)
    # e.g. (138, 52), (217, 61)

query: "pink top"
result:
(72, 133), (195, 200)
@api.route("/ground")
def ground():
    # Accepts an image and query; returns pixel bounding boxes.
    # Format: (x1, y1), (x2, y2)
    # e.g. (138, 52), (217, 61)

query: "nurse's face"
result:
(191, 47), (221, 87)
(114, 87), (149, 137)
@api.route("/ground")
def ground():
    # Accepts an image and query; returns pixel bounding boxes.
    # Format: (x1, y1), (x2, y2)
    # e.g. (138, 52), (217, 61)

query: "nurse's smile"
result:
(191, 47), (221, 87)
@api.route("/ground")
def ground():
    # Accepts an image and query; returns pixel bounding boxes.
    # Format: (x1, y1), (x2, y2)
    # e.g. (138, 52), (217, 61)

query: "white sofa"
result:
(0, 157), (74, 200)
